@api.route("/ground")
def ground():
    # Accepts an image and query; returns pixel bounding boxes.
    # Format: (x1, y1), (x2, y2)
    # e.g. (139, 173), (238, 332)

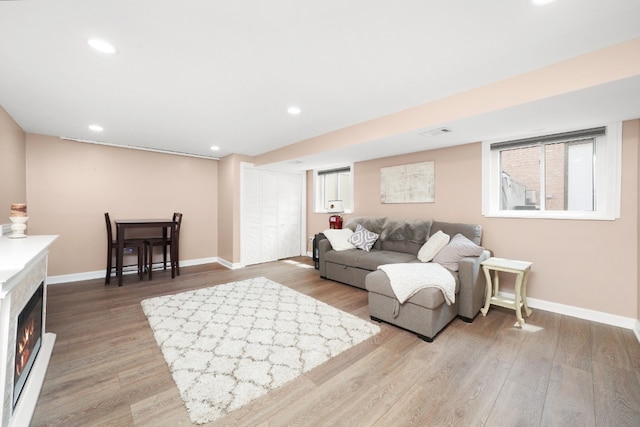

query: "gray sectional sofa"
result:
(317, 217), (490, 341)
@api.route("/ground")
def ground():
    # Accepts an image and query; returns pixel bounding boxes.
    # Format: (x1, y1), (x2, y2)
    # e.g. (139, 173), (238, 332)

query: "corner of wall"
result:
(217, 154), (253, 264)
(0, 105), (27, 213)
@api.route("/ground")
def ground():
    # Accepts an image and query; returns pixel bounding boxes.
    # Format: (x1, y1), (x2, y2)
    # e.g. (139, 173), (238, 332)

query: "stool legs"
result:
(480, 265), (532, 328)
(513, 269), (532, 327)
(480, 266), (492, 316)
(514, 272), (525, 327)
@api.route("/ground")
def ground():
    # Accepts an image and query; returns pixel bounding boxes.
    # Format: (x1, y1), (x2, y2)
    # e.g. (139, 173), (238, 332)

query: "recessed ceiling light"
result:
(287, 106), (301, 115)
(88, 124), (103, 132)
(87, 38), (118, 54)
(530, 0), (557, 6)
(210, 145), (220, 151)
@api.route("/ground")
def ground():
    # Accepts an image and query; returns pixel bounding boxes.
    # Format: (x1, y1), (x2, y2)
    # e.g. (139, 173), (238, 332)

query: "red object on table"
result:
(329, 215), (343, 229)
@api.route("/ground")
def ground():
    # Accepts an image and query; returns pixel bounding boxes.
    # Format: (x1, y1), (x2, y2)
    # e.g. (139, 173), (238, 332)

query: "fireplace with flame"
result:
(12, 282), (44, 409)
(1, 235), (56, 426)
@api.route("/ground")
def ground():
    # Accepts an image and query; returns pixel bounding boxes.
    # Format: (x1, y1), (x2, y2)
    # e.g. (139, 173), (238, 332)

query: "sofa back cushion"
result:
(380, 218), (432, 255)
(430, 221), (482, 245)
(341, 217), (481, 255)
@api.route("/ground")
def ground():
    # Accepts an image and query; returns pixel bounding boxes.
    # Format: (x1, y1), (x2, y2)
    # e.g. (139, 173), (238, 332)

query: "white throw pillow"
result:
(348, 224), (379, 251)
(323, 229), (356, 251)
(417, 230), (450, 262)
(432, 233), (484, 271)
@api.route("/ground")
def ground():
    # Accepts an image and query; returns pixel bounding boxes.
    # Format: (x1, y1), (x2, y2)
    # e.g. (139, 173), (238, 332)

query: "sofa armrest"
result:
(457, 249), (491, 321)
(318, 237), (332, 278)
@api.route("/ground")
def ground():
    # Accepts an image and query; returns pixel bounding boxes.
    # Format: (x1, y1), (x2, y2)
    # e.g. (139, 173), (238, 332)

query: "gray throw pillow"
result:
(432, 233), (484, 271)
(348, 224), (379, 251)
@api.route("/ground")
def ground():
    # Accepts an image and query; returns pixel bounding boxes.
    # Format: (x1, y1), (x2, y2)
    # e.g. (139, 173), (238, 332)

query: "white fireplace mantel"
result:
(1, 235), (57, 427)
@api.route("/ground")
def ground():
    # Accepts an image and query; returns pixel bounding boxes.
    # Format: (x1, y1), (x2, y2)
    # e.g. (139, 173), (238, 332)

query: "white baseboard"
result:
(177, 257), (218, 268)
(635, 320), (640, 343)
(47, 257), (219, 284)
(47, 269), (123, 284)
(497, 290), (638, 330)
(216, 257), (245, 270)
(217, 253), (314, 270)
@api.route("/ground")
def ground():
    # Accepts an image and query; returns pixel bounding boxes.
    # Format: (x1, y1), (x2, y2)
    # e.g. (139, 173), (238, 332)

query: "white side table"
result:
(480, 257), (532, 328)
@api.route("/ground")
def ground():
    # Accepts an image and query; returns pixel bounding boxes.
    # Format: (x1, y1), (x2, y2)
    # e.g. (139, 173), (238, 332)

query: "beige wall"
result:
(217, 154), (254, 264)
(0, 106), (27, 214)
(482, 121), (638, 318)
(217, 155), (235, 264)
(307, 120), (640, 319)
(306, 142), (484, 236)
(25, 134), (218, 276)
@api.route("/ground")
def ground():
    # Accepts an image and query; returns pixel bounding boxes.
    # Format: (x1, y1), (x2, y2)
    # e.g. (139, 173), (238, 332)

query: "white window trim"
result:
(482, 122), (621, 220)
(313, 164), (354, 214)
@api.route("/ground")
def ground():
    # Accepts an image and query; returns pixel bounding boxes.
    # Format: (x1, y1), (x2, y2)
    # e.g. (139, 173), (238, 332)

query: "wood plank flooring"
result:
(31, 257), (640, 426)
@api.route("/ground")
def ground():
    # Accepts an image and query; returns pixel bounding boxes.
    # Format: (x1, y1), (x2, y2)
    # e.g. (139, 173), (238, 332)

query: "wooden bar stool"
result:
(104, 212), (145, 285)
(145, 212), (182, 279)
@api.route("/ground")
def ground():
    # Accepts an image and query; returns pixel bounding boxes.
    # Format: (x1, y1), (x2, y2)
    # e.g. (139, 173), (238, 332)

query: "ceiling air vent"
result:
(419, 127), (452, 138)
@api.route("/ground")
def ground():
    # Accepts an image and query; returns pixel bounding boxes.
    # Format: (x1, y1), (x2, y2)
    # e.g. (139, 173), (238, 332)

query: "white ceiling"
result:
(1, 0), (640, 171)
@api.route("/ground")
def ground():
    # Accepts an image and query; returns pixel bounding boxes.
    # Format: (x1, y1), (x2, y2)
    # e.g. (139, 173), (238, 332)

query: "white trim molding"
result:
(47, 257), (219, 284)
(497, 290), (638, 331)
(215, 257), (244, 270)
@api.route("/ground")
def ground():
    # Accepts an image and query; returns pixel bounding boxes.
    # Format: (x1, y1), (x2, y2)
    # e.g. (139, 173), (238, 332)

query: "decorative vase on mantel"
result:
(9, 203), (28, 239)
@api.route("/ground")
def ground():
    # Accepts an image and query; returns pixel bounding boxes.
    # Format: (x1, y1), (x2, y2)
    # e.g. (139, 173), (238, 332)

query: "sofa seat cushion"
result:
(324, 248), (366, 267)
(324, 249), (417, 271)
(357, 250), (419, 270)
(380, 240), (423, 255)
(366, 269), (460, 310)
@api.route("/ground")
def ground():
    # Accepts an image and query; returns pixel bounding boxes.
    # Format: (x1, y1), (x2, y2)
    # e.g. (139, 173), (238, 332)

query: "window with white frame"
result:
(314, 166), (353, 213)
(482, 123), (621, 220)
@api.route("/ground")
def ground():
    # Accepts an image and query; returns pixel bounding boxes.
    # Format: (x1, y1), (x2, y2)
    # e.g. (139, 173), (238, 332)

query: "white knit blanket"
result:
(377, 263), (456, 305)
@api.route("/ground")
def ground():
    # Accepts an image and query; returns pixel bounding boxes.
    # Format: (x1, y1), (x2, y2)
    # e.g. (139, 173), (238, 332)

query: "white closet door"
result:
(242, 168), (264, 266)
(278, 172), (302, 259)
(242, 166), (303, 266)
(261, 171), (279, 262)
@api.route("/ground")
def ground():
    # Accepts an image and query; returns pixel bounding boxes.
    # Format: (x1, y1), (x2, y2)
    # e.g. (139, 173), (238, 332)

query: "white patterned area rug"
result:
(141, 276), (380, 424)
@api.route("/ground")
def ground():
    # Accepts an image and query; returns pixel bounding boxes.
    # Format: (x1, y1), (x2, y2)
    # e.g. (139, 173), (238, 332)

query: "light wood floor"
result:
(32, 257), (640, 426)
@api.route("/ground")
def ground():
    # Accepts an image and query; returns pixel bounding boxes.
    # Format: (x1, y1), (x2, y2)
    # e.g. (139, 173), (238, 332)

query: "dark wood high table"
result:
(114, 218), (176, 286)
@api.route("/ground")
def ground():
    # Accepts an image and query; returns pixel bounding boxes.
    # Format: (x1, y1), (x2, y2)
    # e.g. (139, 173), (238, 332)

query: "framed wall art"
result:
(380, 161), (435, 204)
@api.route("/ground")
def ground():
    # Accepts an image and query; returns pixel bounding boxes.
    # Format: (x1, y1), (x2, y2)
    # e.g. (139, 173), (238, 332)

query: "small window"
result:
(314, 166), (353, 213)
(483, 123), (621, 220)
